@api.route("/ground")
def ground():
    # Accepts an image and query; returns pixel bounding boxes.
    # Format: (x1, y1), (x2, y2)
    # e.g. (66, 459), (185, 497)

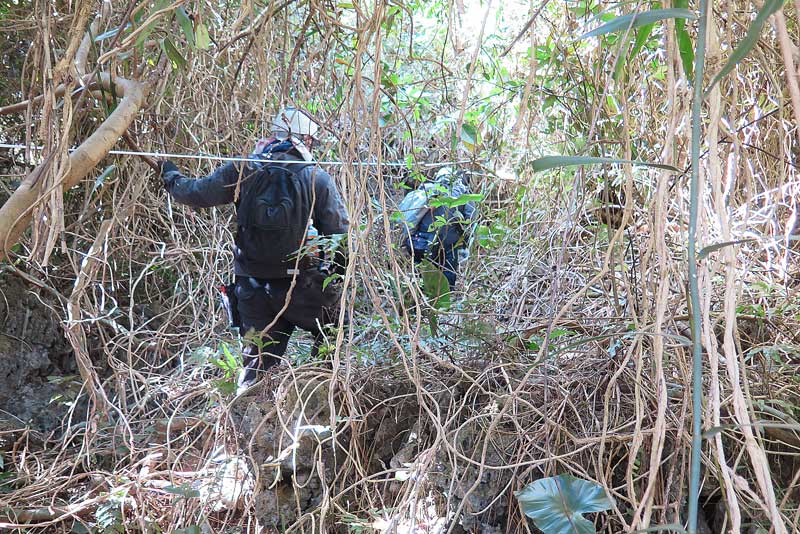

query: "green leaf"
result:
(94, 24), (132, 42)
(164, 483), (200, 499)
(176, 7), (195, 48)
(697, 238), (755, 260)
(460, 122), (479, 150)
(630, 22), (655, 58)
(428, 193), (484, 209)
(221, 343), (238, 370)
(419, 260), (451, 311)
(135, 0), (171, 48)
(613, 22), (655, 80)
(532, 155), (680, 173)
(90, 165), (116, 196)
(195, 22), (211, 50)
(322, 273), (341, 290)
(705, 0), (786, 96)
(515, 475), (614, 534)
(214, 378), (237, 396)
(579, 8), (697, 40)
(674, 0), (694, 80)
(161, 38), (187, 68)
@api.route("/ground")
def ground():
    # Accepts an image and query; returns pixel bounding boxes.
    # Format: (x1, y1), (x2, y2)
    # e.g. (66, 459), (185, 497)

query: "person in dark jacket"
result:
(402, 167), (476, 288)
(160, 107), (349, 393)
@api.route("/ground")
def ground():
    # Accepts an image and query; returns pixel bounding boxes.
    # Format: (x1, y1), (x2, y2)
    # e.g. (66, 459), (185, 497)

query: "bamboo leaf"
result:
(195, 22), (211, 50)
(532, 156), (680, 173)
(161, 37), (187, 68)
(579, 9), (697, 40)
(697, 238), (755, 260)
(93, 23), (131, 42)
(705, 0), (786, 95)
(135, 0), (171, 48)
(630, 22), (655, 58)
(674, 0), (694, 80)
(612, 22), (654, 81)
(90, 165), (116, 196)
(175, 7), (195, 48)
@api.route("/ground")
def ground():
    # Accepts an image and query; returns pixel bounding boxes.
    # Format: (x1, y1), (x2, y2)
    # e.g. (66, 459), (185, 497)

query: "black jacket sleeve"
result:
(307, 166), (350, 235)
(164, 162), (246, 208)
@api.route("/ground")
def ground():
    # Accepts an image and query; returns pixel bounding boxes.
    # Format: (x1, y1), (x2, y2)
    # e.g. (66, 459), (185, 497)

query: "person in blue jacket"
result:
(402, 167), (476, 288)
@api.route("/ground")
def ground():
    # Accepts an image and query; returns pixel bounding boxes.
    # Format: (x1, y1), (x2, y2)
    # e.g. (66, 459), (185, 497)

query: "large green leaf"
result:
(579, 8), (696, 40)
(419, 260), (451, 311)
(705, 0), (786, 95)
(515, 475), (614, 534)
(674, 0), (694, 80)
(532, 156), (680, 173)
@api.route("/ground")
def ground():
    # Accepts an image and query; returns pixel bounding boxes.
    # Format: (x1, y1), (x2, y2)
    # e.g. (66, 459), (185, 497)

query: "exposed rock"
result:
(0, 273), (74, 430)
(235, 372), (513, 532)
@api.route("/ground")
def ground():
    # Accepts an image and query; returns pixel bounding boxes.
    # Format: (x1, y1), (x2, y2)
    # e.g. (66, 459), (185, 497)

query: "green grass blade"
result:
(532, 155), (680, 173)
(705, 0), (786, 96)
(579, 8), (696, 40)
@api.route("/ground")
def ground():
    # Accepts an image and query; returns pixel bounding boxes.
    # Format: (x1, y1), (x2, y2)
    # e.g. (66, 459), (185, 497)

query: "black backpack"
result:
(234, 152), (313, 278)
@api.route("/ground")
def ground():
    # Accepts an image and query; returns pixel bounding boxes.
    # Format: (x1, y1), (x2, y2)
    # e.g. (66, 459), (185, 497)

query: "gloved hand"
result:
(159, 160), (180, 191)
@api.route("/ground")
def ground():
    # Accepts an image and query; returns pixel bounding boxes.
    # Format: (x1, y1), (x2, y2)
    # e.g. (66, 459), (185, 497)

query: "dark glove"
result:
(159, 160), (180, 191)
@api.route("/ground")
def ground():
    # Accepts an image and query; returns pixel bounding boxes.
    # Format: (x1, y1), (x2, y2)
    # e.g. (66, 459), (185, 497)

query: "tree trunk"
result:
(0, 74), (149, 261)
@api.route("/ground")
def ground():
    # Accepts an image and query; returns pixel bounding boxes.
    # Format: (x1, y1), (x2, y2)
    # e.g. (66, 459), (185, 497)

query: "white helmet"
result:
(271, 107), (319, 141)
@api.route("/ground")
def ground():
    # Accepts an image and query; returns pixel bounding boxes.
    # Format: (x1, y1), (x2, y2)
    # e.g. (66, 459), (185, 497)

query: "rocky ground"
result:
(0, 272), (77, 431)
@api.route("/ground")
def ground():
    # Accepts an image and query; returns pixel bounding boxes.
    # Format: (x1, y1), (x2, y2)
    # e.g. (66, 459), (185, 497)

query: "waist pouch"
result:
(298, 264), (343, 306)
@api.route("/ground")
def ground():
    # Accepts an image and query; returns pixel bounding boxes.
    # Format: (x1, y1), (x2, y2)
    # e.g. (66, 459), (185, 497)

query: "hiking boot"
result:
(236, 356), (262, 396)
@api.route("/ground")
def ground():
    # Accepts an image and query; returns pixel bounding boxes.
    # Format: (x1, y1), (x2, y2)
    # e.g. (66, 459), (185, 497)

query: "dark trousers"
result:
(234, 271), (339, 370)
